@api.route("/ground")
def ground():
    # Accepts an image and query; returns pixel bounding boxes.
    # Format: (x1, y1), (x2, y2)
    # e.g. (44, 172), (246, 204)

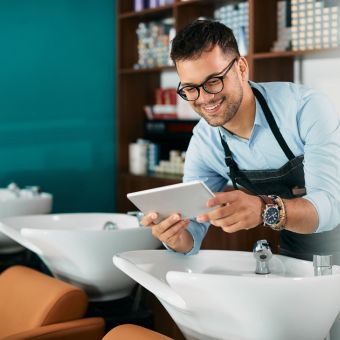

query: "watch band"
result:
(258, 195), (274, 206)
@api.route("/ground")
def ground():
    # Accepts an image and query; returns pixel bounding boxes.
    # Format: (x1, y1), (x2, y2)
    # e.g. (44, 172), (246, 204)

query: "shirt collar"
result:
(218, 82), (269, 142)
(250, 81), (268, 130)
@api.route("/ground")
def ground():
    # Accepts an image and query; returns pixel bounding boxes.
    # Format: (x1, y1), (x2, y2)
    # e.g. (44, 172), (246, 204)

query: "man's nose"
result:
(196, 87), (215, 103)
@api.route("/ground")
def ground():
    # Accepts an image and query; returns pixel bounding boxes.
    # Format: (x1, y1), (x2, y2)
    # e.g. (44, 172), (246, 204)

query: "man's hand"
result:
(197, 191), (263, 233)
(141, 213), (193, 253)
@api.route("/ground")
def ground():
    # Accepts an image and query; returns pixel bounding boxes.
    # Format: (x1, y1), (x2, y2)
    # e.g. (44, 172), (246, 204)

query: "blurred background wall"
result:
(0, 0), (116, 213)
(294, 50), (340, 113)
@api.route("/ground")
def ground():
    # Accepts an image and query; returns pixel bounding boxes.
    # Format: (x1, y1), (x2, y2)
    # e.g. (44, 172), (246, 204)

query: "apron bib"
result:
(219, 86), (340, 262)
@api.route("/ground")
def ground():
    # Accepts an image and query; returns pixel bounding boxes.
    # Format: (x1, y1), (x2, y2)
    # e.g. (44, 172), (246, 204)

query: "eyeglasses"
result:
(177, 57), (238, 101)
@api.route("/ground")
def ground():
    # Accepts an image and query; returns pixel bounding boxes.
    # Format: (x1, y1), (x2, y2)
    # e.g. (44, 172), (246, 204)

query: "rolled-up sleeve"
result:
(184, 220), (210, 255)
(298, 91), (340, 232)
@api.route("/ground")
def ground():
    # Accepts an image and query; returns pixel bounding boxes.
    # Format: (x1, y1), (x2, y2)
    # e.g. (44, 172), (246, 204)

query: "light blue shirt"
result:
(182, 81), (340, 255)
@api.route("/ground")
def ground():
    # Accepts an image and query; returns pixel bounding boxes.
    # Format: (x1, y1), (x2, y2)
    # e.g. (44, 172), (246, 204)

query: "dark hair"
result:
(170, 19), (240, 64)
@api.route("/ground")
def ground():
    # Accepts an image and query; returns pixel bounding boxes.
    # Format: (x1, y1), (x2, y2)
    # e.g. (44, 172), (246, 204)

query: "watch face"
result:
(264, 207), (279, 225)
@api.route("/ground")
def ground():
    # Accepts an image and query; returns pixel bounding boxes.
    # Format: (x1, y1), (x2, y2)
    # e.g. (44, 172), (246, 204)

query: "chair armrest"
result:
(2, 317), (105, 340)
(103, 324), (173, 340)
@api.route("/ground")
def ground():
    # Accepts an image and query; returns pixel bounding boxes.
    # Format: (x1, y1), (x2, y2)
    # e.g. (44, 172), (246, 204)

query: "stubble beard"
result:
(194, 84), (244, 127)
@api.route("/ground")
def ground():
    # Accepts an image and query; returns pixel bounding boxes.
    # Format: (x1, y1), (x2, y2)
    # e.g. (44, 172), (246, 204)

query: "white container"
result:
(129, 143), (148, 175)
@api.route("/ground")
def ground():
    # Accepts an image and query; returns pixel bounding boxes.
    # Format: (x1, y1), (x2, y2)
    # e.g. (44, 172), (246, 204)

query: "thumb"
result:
(207, 192), (233, 208)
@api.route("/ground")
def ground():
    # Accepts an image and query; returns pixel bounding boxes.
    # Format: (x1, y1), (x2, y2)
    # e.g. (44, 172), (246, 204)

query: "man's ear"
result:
(238, 57), (249, 82)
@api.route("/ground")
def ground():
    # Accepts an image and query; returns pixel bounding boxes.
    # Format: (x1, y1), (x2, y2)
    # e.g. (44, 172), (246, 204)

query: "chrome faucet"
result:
(253, 239), (272, 275)
(7, 183), (42, 197)
(103, 221), (118, 231)
(313, 254), (333, 276)
(127, 211), (144, 226)
(24, 186), (41, 196)
(7, 182), (20, 197)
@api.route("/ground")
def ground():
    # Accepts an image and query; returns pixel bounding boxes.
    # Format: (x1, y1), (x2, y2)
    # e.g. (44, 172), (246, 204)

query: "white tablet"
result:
(127, 180), (215, 222)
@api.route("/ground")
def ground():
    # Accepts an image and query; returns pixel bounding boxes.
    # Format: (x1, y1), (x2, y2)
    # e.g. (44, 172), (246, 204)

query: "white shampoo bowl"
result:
(114, 249), (340, 340)
(0, 213), (160, 301)
(0, 191), (52, 254)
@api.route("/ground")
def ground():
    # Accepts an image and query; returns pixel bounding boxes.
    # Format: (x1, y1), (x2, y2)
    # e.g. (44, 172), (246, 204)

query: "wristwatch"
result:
(258, 195), (286, 231)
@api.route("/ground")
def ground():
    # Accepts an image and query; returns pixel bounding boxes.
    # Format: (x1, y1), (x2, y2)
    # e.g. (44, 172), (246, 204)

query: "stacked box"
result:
(135, 18), (175, 69)
(154, 150), (185, 176)
(291, 0), (339, 51)
(214, 2), (249, 56)
(272, 0), (292, 51)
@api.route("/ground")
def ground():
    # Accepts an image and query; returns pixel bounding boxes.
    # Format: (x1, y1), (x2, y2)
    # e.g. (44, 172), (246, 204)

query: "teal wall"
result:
(0, 0), (116, 213)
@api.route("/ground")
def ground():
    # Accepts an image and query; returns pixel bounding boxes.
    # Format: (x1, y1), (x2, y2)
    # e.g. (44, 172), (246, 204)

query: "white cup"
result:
(129, 143), (148, 175)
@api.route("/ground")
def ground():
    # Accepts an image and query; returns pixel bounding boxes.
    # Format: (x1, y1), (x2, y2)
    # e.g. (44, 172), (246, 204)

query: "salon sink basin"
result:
(113, 249), (340, 340)
(0, 213), (160, 301)
(0, 186), (52, 254)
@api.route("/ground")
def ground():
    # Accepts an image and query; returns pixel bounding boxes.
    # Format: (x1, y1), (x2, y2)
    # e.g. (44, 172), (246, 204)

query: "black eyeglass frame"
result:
(177, 57), (238, 101)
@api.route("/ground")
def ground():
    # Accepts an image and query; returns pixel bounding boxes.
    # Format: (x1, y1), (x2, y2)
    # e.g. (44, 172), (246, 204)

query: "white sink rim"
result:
(0, 212), (140, 231)
(0, 213), (161, 301)
(114, 249), (340, 280)
(0, 192), (52, 203)
(0, 193), (53, 253)
(113, 249), (340, 340)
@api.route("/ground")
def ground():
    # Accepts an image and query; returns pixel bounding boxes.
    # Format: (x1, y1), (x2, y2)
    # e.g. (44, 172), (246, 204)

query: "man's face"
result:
(176, 45), (245, 127)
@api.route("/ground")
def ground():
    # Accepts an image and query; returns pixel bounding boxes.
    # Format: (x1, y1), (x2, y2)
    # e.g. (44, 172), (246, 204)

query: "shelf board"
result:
(118, 0), (226, 19)
(253, 51), (302, 59)
(175, 0), (227, 7)
(119, 66), (176, 74)
(254, 47), (340, 59)
(120, 172), (182, 182)
(175, 0), (203, 7)
(119, 4), (173, 19)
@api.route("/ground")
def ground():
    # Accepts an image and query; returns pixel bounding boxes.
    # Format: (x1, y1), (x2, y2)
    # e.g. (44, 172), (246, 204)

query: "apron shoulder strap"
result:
(252, 86), (295, 161)
(218, 130), (239, 190)
(218, 130), (262, 194)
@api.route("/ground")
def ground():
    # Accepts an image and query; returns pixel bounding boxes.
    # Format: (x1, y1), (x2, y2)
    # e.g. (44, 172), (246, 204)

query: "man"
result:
(142, 19), (340, 261)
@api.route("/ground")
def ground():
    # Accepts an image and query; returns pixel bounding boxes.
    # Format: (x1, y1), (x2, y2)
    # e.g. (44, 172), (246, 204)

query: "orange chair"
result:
(102, 324), (173, 340)
(0, 265), (105, 340)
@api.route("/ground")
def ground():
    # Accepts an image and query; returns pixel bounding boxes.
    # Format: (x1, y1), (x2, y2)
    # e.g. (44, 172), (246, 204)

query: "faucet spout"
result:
(253, 239), (272, 274)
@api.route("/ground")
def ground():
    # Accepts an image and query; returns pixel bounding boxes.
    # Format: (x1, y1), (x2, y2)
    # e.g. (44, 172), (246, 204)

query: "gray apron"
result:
(219, 86), (340, 262)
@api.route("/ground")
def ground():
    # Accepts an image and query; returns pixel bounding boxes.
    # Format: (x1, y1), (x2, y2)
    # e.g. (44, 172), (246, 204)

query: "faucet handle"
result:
(253, 239), (272, 275)
(24, 186), (41, 196)
(253, 239), (271, 254)
(7, 182), (20, 197)
(313, 254), (333, 276)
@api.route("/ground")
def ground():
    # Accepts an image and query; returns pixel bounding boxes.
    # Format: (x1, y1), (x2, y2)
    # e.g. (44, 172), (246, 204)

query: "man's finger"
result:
(157, 214), (181, 234)
(197, 203), (236, 223)
(207, 191), (238, 208)
(161, 219), (189, 244)
(211, 211), (242, 227)
(196, 214), (209, 223)
(141, 212), (159, 227)
(221, 222), (244, 233)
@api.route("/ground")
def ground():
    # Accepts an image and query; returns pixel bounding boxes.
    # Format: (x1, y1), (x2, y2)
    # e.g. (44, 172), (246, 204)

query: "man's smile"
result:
(201, 98), (224, 114)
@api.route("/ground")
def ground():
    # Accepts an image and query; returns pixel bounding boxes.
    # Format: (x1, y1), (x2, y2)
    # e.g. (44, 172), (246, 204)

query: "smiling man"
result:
(142, 19), (340, 261)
